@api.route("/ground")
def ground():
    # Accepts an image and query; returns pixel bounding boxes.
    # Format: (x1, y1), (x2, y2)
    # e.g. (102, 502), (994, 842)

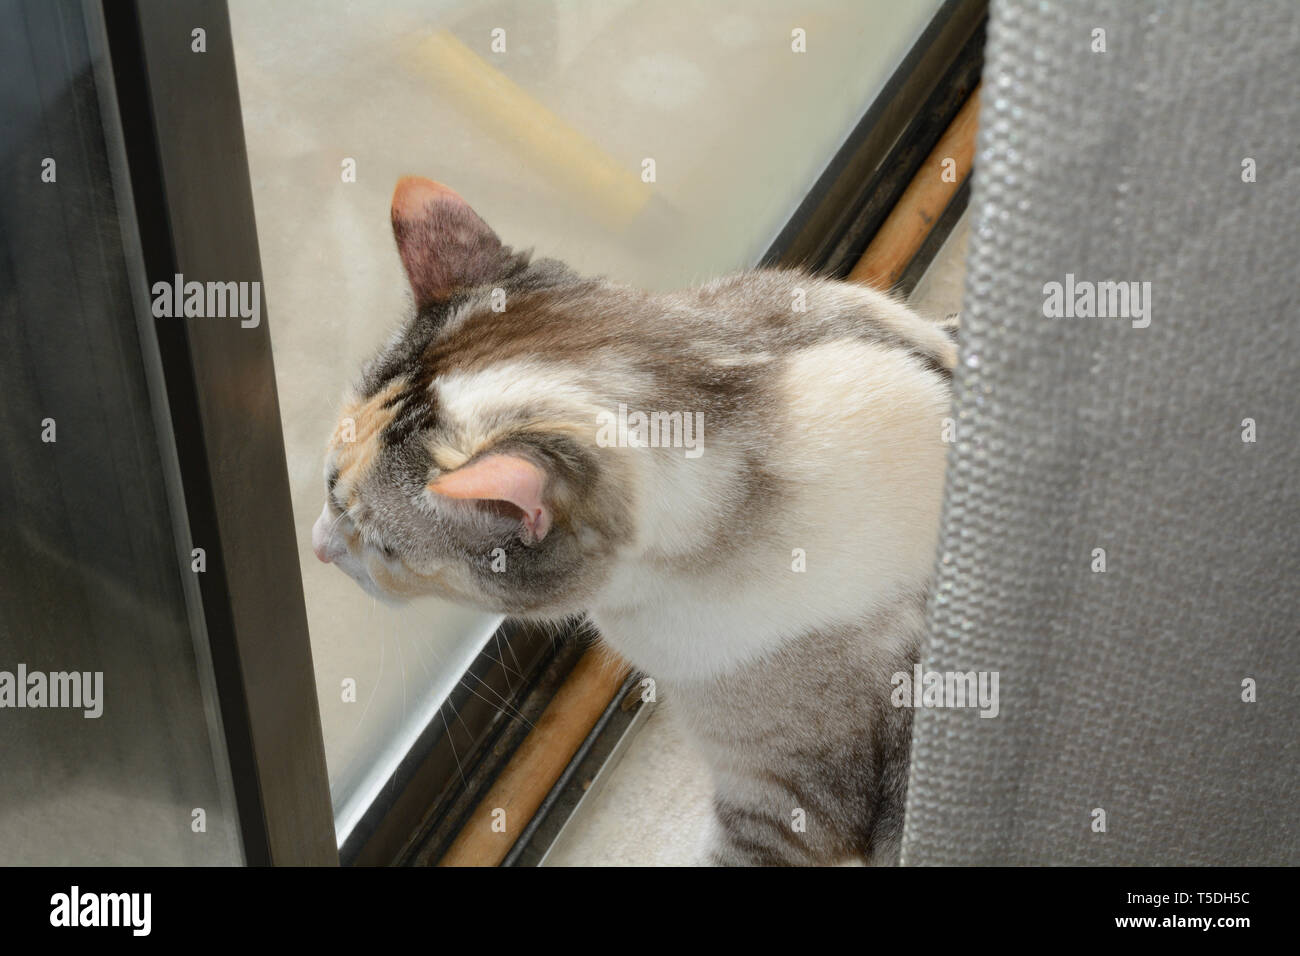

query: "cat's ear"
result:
(391, 176), (509, 307)
(428, 453), (551, 543)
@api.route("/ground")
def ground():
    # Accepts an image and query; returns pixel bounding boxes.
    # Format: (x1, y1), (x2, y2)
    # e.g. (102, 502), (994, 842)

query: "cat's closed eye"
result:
(357, 527), (396, 560)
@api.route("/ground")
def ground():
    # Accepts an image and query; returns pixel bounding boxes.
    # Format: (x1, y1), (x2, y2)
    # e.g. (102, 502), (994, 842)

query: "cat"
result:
(311, 176), (956, 865)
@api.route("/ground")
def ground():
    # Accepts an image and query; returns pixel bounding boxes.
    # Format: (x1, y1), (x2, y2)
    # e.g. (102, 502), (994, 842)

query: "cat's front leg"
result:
(705, 796), (817, 867)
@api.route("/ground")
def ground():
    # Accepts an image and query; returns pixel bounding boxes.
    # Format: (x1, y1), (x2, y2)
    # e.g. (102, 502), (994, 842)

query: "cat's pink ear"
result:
(428, 454), (551, 543)
(391, 176), (506, 307)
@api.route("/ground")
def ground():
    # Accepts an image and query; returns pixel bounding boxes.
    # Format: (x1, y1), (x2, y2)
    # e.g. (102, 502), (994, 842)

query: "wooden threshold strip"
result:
(436, 648), (629, 866)
(435, 85), (981, 868)
(848, 84), (980, 290)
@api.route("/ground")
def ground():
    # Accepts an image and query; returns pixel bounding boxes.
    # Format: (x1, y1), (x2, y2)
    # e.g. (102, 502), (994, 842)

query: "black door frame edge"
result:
(82, 0), (246, 863)
(100, 0), (336, 865)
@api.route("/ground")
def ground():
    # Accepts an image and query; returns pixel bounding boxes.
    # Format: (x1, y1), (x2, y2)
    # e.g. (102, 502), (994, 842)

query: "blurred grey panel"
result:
(0, 0), (241, 864)
(902, 0), (1300, 865)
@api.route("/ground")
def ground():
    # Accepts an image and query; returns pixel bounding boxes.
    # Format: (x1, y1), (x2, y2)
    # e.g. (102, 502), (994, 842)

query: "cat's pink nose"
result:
(311, 504), (344, 564)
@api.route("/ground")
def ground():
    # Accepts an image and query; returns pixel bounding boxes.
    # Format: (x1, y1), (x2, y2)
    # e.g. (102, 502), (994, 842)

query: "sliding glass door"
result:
(1, 0), (981, 866)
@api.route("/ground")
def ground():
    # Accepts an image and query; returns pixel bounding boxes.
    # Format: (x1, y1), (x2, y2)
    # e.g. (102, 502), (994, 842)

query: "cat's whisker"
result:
(393, 620), (469, 789)
(457, 670), (534, 730)
(394, 619), (407, 724)
(340, 622), (386, 753)
(498, 628), (524, 680)
(403, 627), (436, 684)
(442, 691), (473, 739)
(477, 645), (526, 683)
(436, 704), (466, 790)
(326, 508), (349, 538)
(409, 629), (445, 670)
(493, 631), (515, 695)
(404, 630), (528, 727)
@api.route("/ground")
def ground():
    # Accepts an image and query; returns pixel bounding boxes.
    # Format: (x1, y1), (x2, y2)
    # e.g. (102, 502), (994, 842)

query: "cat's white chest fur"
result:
(588, 338), (950, 683)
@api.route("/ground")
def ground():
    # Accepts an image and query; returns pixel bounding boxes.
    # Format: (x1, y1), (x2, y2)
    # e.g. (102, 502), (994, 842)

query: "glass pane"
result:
(0, 0), (241, 865)
(228, 0), (941, 842)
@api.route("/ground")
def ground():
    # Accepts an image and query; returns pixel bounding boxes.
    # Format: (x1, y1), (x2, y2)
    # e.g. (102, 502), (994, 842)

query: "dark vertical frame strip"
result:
(84, 0), (245, 861)
(101, 0), (336, 865)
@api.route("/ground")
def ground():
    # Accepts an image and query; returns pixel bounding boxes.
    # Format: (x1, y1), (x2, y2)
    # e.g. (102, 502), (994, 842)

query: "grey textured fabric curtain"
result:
(901, 0), (1299, 865)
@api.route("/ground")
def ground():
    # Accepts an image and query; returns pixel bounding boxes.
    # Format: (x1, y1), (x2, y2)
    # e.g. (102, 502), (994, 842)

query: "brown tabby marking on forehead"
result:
(429, 384), (609, 470)
(428, 399), (620, 492)
(329, 377), (409, 497)
(418, 283), (631, 375)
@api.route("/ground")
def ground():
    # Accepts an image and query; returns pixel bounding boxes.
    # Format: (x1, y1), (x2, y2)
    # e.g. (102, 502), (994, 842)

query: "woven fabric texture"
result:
(900, 0), (1300, 865)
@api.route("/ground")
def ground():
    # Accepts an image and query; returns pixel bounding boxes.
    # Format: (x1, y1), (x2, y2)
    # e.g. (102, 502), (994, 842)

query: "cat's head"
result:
(310, 177), (636, 617)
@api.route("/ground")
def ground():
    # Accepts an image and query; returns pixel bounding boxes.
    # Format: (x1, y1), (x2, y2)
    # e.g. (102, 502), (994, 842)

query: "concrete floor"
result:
(544, 211), (971, 866)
